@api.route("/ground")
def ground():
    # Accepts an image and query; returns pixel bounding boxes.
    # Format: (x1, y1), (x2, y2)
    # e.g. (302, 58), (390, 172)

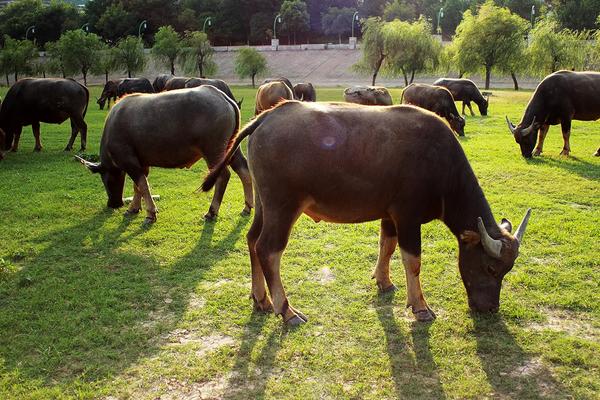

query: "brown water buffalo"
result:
(402, 83), (466, 136)
(506, 71), (600, 158)
(293, 82), (316, 101)
(254, 81), (294, 115)
(262, 77), (294, 96)
(0, 78), (89, 153)
(97, 79), (121, 110)
(344, 86), (393, 106)
(163, 77), (191, 91)
(77, 85), (253, 223)
(202, 101), (531, 326)
(433, 78), (489, 116)
(152, 74), (173, 92)
(185, 78), (243, 109)
(116, 78), (154, 97)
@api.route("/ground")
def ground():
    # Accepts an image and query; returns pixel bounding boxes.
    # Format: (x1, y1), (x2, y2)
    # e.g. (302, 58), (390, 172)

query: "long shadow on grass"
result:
(375, 292), (446, 399)
(527, 155), (600, 181)
(472, 314), (572, 398)
(0, 208), (249, 386)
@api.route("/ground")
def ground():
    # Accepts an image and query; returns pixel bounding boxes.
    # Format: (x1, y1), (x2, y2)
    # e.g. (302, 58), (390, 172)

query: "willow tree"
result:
(234, 48), (267, 88)
(114, 36), (146, 78)
(151, 25), (182, 75)
(180, 31), (216, 78)
(353, 17), (386, 85)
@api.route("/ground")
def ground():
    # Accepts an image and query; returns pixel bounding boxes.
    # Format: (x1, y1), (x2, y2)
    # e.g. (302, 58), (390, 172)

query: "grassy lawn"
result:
(0, 85), (598, 400)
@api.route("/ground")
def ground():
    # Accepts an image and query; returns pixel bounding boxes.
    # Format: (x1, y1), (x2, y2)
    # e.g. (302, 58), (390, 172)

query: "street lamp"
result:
(351, 11), (359, 38)
(437, 7), (444, 35)
(81, 23), (90, 33)
(273, 14), (282, 40)
(531, 5), (536, 28)
(202, 17), (213, 33)
(138, 20), (147, 38)
(25, 25), (35, 40)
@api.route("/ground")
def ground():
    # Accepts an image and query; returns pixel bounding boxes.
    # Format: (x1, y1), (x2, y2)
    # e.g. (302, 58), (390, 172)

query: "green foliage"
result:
(114, 36), (146, 78)
(453, 1), (528, 89)
(95, 3), (136, 44)
(34, 0), (81, 46)
(151, 26), (182, 75)
(90, 44), (119, 83)
(234, 47), (267, 87)
(0, 35), (38, 80)
(50, 30), (104, 85)
(0, 0), (40, 42)
(180, 31), (216, 77)
(321, 7), (355, 44)
(353, 17), (387, 85)
(280, 0), (310, 44)
(552, 0), (600, 31)
(383, 0), (417, 21)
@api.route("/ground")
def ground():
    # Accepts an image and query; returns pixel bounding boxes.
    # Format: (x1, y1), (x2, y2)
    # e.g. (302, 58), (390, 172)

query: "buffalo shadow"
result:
(527, 155), (600, 181)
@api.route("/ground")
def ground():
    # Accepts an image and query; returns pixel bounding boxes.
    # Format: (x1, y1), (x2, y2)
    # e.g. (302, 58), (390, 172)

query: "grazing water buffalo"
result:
(254, 81), (294, 115)
(202, 101), (531, 326)
(293, 83), (316, 101)
(116, 78), (154, 97)
(164, 77), (191, 91)
(506, 70), (600, 158)
(402, 83), (466, 136)
(433, 78), (489, 116)
(77, 86), (253, 223)
(344, 86), (393, 106)
(152, 74), (173, 92)
(262, 77), (295, 96)
(97, 79), (121, 110)
(185, 78), (243, 109)
(0, 78), (89, 153)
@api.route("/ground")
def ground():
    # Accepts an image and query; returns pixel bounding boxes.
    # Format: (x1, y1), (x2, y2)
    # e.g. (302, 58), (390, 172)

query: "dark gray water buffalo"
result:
(97, 79), (121, 110)
(402, 83), (466, 136)
(293, 83), (316, 101)
(254, 81), (294, 115)
(506, 70), (600, 158)
(202, 101), (531, 326)
(344, 86), (393, 106)
(77, 86), (253, 223)
(116, 78), (155, 97)
(433, 78), (489, 116)
(152, 74), (173, 92)
(163, 77), (191, 91)
(0, 78), (89, 153)
(185, 78), (243, 109)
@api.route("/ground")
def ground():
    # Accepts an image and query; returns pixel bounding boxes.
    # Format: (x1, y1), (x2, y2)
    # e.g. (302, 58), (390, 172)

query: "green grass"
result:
(0, 85), (598, 400)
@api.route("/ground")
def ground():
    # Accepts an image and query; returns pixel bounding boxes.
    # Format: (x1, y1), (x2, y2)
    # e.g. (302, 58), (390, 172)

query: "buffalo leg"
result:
(372, 218), (398, 292)
(533, 124), (550, 156)
(127, 171), (157, 223)
(247, 194), (272, 312)
(461, 102), (466, 116)
(230, 150), (254, 215)
(466, 102), (475, 116)
(11, 127), (22, 152)
(204, 167), (231, 221)
(255, 203), (306, 325)
(75, 115), (88, 151)
(125, 167), (148, 215)
(32, 122), (42, 152)
(559, 119), (571, 156)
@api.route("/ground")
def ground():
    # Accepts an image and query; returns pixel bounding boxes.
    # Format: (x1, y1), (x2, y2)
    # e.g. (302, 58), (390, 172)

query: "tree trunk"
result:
(401, 69), (408, 87)
(293, 31), (297, 45)
(128, 70), (132, 78)
(42, 71), (45, 78)
(410, 70), (415, 84)
(372, 54), (385, 85)
(252, 73), (255, 88)
(510, 71), (519, 91)
(459, 70), (464, 78)
(105, 71), (108, 83)
(5, 74), (9, 86)
(339, 34), (342, 44)
(485, 65), (491, 90)
(83, 70), (87, 86)
(171, 61), (175, 75)
(15, 71), (18, 82)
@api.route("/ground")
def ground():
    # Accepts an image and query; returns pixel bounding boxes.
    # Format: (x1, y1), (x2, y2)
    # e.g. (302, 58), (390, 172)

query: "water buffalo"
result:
(293, 83), (316, 101)
(0, 78), (89, 153)
(506, 70), (600, 158)
(254, 81), (294, 115)
(202, 101), (531, 326)
(262, 77), (294, 96)
(185, 78), (243, 109)
(402, 83), (466, 136)
(433, 78), (489, 116)
(97, 79), (121, 110)
(152, 74), (173, 92)
(163, 77), (191, 91)
(116, 78), (155, 97)
(344, 86), (393, 106)
(77, 86), (253, 223)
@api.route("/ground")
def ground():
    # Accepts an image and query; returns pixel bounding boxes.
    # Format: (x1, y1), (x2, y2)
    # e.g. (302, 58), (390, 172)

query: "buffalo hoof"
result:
(413, 307), (436, 322)
(142, 216), (156, 225)
(240, 208), (251, 217)
(204, 212), (217, 222)
(124, 208), (140, 217)
(533, 149), (542, 156)
(252, 294), (274, 313)
(10, 148), (17, 152)
(33, 147), (42, 152)
(63, 146), (72, 152)
(378, 283), (397, 293)
(559, 149), (570, 156)
(284, 309), (308, 326)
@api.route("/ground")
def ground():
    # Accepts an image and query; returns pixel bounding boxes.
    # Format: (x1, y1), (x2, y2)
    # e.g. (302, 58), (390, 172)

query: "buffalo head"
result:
(449, 113), (466, 136)
(76, 155), (125, 208)
(479, 96), (489, 116)
(459, 209), (531, 313)
(236, 98), (244, 109)
(97, 96), (107, 110)
(506, 116), (539, 158)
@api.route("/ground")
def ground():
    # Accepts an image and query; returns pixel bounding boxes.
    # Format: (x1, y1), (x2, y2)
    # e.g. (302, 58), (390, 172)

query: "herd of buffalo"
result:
(0, 70), (598, 325)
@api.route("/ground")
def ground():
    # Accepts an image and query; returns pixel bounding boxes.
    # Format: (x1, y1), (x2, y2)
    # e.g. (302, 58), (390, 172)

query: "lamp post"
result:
(531, 5), (536, 28)
(25, 25), (35, 40)
(138, 20), (147, 38)
(437, 7), (444, 35)
(81, 23), (90, 33)
(202, 17), (213, 33)
(351, 11), (359, 38)
(273, 14), (282, 40)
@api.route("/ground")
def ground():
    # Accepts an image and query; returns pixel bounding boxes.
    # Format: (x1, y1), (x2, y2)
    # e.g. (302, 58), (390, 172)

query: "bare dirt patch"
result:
(316, 266), (335, 284)
(528, 308), (598, 341)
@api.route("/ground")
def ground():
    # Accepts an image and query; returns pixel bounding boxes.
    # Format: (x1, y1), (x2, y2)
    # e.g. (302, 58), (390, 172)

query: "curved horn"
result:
(506, 116), (516, 134)
(520, 117), (537, 137)
(514, 208), (532, 244)
(477, 217), (503, 259)
(75, 155), (101, 173)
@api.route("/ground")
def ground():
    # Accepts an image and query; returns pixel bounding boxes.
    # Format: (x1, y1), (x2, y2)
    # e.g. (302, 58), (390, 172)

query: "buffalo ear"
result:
(500, 218), (512, 233)
(460, 230), (481, 249)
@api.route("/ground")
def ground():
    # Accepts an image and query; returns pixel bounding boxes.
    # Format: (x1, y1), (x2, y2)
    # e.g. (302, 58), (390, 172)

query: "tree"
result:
(353, 17), (387, 85)
(527, 18), (587, 75)
(34, 1), (81, 46)
(151, 26), (182, 75)
(52, 30), (104, 85)
(551, 0), (600, 31)
(234, 47), (268, 87)
(0, 0), (41, 42)
(280, 0), (310, 45)
(95, 3), (136, 44)
(383, 0), (417, 21)
(180, 31), (217, 77)
(114, 36), (146, 78)
(452, 1), (528, 89)
(439, 0), (470, 37)
(45, 39), (74, 79)
(322, 7), (355, 44)
(1, 35), (37, 81)
(90, 44), (118, 84)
